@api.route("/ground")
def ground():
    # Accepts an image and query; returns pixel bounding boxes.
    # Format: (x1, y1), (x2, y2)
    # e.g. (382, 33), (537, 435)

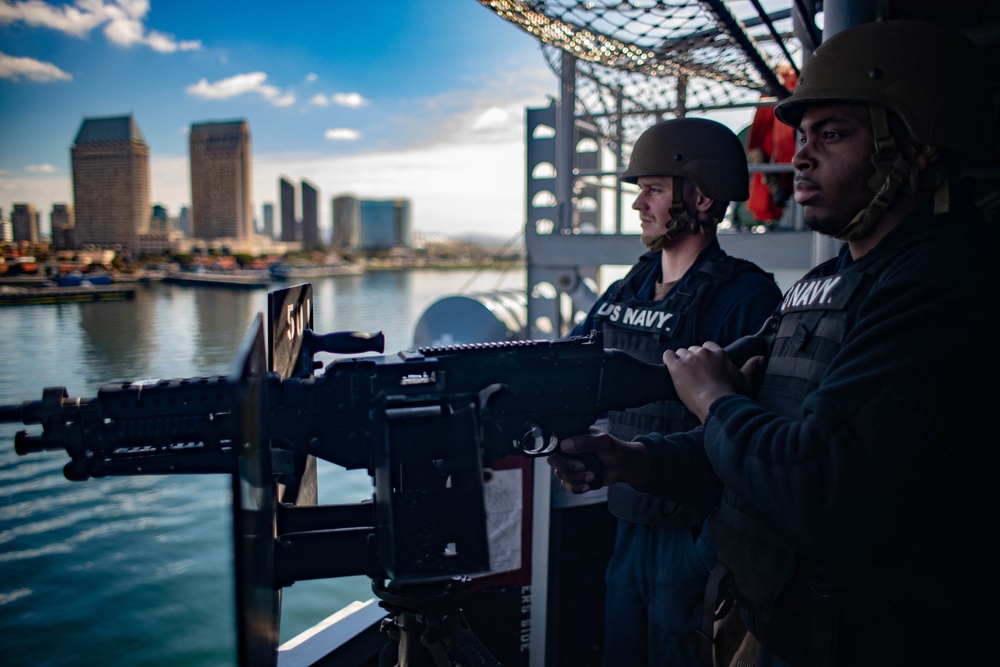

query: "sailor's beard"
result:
(641, 232), (668, 252)
(804, 211), (851, 238)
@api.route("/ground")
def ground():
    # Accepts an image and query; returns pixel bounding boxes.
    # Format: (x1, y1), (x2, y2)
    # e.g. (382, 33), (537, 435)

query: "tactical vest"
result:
(596, 250), (771, 526)
(707, 255), (877, 664)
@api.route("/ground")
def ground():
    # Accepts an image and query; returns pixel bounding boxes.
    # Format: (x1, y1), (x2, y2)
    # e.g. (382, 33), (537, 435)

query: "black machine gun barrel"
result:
(3, 377), (243, 480)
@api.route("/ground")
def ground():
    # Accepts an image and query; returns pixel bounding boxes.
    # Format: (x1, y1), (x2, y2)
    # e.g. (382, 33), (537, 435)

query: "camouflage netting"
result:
(478, 0), (803, 151)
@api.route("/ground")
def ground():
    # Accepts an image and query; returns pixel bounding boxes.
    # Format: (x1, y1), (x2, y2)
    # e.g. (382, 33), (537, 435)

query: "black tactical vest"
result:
(707, 255), (878, 664)
(596, 250), (771, 526)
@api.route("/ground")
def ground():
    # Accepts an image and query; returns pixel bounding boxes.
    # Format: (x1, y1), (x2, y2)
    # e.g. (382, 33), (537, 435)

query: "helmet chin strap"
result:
(836, 105), (944, 242)
(643, 184), (715, 251)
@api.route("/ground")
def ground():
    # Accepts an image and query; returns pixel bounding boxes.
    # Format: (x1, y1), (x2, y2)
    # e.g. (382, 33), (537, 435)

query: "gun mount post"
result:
(373, 578), (502, 667)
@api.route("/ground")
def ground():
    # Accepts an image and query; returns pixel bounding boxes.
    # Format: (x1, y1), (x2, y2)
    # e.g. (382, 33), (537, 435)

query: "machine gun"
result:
(0, 284), (776, 666)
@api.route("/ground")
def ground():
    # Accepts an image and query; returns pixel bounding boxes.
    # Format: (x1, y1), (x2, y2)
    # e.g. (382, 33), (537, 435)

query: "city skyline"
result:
(0, 1), (566, 242)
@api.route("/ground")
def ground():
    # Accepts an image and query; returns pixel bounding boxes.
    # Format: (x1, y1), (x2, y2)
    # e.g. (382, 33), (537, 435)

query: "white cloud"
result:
(0, 0), (106, 36)
(324, 128), (361, 141)
(269, 90), (296, 107)
(186, 72), (295, 107)
(0, 0), (201, 53)
(102, 3), (144, 46)
(26, 163), (57, 173)
(309, 92), (368, 108)
(305, 73), (317, 84)
(471, 107), (509, 131)
(144, 30), (201, 53)
(332, 92), (367, 108)
(0, 50), (72, 82)
(383, 65), (555, 150)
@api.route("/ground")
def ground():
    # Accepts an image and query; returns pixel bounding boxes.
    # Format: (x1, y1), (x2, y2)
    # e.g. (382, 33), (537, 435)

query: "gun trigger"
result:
(520, 424), (557, 456)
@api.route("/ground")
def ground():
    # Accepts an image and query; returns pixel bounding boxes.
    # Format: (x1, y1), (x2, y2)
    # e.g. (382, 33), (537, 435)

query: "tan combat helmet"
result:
(774, 20), (993, 240)
(621, 117), (749, 248)
(621, 117), (750, 202)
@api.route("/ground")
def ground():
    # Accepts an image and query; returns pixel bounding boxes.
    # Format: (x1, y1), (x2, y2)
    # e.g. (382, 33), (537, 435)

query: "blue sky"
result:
(0, 0), (562, 240)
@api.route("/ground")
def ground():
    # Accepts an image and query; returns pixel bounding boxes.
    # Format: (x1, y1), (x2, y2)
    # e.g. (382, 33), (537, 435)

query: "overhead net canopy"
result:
(477, 0), (804, 150)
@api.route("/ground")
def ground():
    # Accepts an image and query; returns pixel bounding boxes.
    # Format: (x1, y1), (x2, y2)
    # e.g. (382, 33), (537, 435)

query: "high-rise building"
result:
(150, 204), (169, 232)
(50, 203), (75, 250)
(71, 114), (150, 250)
(189, 119), (252, 240)
(301, 180), (319, 245)
(178, 206), (191, 237)
(358, 198), (411, 250)
(332, 195), (360, 249)
(12, 203), (39, 244)
(262, 202), (275, 239)
(0, 208), (11, 243)
(279, 177), (296, 242)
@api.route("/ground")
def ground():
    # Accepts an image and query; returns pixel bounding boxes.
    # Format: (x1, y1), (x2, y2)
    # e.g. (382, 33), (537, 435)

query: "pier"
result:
(0, 284), (136, 306)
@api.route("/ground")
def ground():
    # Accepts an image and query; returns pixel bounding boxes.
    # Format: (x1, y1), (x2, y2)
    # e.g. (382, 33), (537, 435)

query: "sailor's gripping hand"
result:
(664, 340), (766, 423)
(547, 426), (651, 494)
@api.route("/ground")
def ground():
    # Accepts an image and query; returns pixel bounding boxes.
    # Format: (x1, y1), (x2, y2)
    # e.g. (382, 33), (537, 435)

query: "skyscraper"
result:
(50, 203), (75, 250)
(0, 208), (11, 243)
(178, 206), (191, 237)
(279, 177), (296, 242)
(189, 120), (252, 240)
(12, 203), (39, 244)
(332, 195), (360, 249)
(150, 204), (169, 231)
(358, 198), (411, 250)
(71, 114), (150, 250)
(301, 179), (319, 245)
(262, 202), (275, 239)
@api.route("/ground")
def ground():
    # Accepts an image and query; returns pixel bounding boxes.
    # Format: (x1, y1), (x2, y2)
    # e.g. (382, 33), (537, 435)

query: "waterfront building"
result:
(301, 180), (319, 245)
(279, 176), (297, 242)
(71, 114), (150, 251)
(50, 203), (76, 250)
(151, 204), (169, 232)
(178, 206), (191, 237)
(12, 203), (40, 244)
(0, 207), (9, 243)
(262, 202), (275, 239)
(359, 198), (411, 250)
(332, 195), (360, 249)
(189, 120), (253, 241)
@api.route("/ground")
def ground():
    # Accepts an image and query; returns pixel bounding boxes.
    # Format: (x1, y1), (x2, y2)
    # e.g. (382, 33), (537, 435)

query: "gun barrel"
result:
(0, 404), (22, 423)
(13, 430), (69, 456)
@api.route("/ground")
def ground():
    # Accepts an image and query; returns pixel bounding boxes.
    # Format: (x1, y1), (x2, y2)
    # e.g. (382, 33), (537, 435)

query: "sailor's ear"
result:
(693, 189), (715, 213)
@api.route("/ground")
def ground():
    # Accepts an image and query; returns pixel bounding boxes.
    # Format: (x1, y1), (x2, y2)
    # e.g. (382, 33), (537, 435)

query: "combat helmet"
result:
(774, 20), (990, 155)
(621, 117), (749, 202)
(774, 20), (993, 240)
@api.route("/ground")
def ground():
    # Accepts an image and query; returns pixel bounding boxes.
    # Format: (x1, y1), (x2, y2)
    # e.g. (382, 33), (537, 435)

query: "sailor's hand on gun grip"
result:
(664, 341), (764, 423)
(547, 427), (649, 494)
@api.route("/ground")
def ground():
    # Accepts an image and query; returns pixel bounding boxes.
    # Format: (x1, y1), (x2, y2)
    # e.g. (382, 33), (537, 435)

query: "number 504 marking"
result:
(286, 300), (311, 341)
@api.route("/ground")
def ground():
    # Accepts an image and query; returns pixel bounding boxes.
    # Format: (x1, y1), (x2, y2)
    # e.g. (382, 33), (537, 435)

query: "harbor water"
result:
(0, 268), (525, 667)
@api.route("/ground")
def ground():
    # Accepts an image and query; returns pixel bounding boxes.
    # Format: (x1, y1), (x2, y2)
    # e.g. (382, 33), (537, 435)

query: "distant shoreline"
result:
(0, 259), (525, 287)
